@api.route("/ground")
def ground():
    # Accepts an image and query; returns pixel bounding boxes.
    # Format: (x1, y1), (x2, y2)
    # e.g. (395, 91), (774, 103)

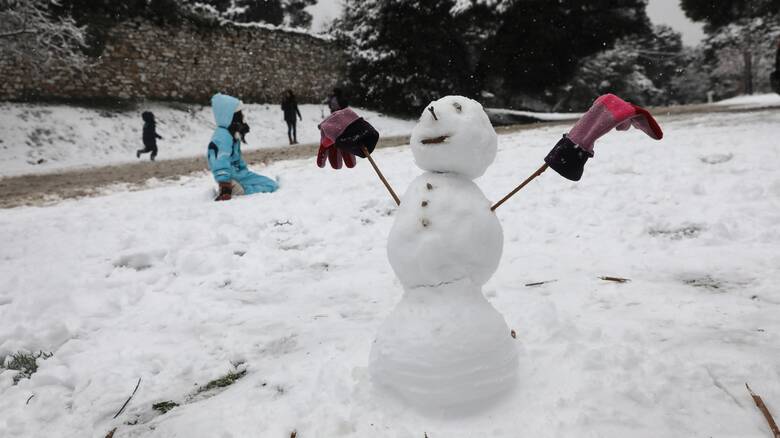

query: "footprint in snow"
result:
(113, 250), (167, 271)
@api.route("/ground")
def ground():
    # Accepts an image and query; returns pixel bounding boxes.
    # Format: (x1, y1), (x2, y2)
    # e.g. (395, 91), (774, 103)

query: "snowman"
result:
(368, 96), (518, 411)
(316, 93), (663, 412)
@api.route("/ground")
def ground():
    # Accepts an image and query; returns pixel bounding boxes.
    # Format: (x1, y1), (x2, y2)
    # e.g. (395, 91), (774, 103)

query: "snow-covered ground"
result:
(1, 109), (780, 437)
(712, 93), (780, 108)
(0, 102), (415, 177)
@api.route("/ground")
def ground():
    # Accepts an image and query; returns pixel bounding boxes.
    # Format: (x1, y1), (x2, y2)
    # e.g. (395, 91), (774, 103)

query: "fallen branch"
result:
(599, 276), (631, 283)
(746, 383), (780, 438)
(113, 377), (142, 419)
(525, 280), (557, 287)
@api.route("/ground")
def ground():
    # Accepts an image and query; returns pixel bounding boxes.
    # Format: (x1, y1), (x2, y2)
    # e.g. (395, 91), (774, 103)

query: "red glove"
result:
(215, 181), (232, 201)
(316, 137), (356, 169)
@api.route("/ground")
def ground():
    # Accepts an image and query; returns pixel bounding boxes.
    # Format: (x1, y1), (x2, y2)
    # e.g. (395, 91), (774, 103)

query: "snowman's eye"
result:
(453, 102), (462, 112)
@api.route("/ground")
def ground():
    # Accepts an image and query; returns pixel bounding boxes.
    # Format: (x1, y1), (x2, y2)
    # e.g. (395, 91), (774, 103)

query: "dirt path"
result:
(2, 103), (777, 209)
(0, 135), (413, 209)
(0, 122), (573, 209)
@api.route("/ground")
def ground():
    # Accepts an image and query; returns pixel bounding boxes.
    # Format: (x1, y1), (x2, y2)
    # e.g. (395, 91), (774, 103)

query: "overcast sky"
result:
(306, 0), (706, 46)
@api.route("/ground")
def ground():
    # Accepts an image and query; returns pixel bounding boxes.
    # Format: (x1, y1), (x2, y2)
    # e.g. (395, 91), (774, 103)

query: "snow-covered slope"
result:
(0, 102), (416, 177)
(712, 93), (780, 108)
(1, 110), (779, 437)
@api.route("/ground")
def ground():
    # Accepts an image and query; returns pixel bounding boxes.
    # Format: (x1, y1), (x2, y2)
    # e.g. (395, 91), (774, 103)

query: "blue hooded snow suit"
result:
(207, 93), (278, 194)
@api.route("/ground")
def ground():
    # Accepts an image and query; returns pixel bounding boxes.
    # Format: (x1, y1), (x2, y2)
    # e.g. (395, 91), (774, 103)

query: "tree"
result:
(681, 0), (780, 97)
(477, 0), (653, 97)
(681, 0), (779, 30)
(699, 15), (780, 97)
(283, 0), (316, 28)
(183, 0), (314, 28)
(333, 0), (473, 115)
(225, 0), (284, 25)
(0, 0), (87, 69)
(558, 25), (687, 110)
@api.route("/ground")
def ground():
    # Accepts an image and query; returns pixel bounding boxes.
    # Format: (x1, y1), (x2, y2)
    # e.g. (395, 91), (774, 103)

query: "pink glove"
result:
(568, 93), (663, 154)
(316, 137), (356, 169)
(317, 108), (361, 169)
(544, 94), (663, 181)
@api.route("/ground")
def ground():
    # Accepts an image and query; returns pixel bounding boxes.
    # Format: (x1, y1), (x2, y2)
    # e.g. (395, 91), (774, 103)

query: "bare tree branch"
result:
(0, 29), (36, 38)
(0, 0), (88, 70)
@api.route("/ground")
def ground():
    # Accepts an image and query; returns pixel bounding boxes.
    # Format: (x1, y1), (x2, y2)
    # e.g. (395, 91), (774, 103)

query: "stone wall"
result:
(0, 20), (345, 104)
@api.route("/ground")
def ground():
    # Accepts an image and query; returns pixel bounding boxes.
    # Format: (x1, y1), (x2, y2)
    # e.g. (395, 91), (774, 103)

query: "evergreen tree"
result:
(680, 0), (779, 30)
(333, 0), (473, 115)
(477, 0), (652, 96)
(283, 0), (316, 28)
(183, 0), (314, 28)
(558, 25), (687, 110)
(226, 0), (284, 25)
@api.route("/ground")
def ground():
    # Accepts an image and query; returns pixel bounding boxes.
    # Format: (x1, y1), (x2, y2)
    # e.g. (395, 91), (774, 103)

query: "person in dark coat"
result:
(326, 87), (349, 114)
(281, 89), (302, 144)
(137, 111), (162, 161)
(771, 39), (780, 95)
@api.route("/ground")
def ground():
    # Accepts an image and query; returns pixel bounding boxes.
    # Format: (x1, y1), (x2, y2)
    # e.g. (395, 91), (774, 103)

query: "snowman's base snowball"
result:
(369, 280), (518, 412)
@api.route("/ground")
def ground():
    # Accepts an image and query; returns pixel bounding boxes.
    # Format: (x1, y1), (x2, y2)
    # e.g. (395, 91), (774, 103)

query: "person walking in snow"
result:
(208, 93), (278, 201)
(281, 89), (302, 144)
(137, 111), (162, 161)
(325, 87), (349, 114)
(771, 38), (780, 95)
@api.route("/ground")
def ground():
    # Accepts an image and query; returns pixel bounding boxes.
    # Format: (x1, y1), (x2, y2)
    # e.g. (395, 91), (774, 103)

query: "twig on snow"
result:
(113, 377), (142, 419)
(746, 383), (780, 438)
(26, 394), (34, 405)
(525, 279), (557, 287)
(599, 276), (631, 283)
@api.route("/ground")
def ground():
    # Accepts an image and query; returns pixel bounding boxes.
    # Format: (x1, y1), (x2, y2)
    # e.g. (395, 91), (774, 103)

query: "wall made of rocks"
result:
(0, 20), (345, 104)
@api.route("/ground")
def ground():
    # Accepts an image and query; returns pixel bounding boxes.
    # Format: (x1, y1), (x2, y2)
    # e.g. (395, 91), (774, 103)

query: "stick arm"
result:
(490, 163), (549, 211)
(361, 146), (400, 206)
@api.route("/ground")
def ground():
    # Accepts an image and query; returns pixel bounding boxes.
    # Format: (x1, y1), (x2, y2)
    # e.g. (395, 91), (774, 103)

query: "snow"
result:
(1, 109), (780, 437)
(486, 107), (582, 122)
(0, 102), (415, 178)
(713, 93), (780, 108)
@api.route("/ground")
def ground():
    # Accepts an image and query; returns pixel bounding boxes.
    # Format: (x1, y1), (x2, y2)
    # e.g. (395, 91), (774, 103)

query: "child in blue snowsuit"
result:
(208, 93), (278, 201)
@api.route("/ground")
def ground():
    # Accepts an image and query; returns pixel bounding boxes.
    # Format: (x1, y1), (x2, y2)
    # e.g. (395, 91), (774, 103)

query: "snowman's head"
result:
(410, 96), (497, 179)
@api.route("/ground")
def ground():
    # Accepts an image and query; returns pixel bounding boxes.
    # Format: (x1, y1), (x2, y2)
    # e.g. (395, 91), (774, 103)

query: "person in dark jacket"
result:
(771, 39), (780, 95)
(325, 88), (349, 113)
(137, 111), (162, 161)
(281, 89), (302, 144)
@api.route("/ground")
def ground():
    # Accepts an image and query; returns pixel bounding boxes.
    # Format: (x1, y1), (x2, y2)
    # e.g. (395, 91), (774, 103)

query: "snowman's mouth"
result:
(420, 135), (449, 145)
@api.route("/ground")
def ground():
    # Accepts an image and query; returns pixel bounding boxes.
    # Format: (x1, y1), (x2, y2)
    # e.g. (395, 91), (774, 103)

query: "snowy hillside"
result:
(1, 109), (780, 437)
(0, 102), (415, 177)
